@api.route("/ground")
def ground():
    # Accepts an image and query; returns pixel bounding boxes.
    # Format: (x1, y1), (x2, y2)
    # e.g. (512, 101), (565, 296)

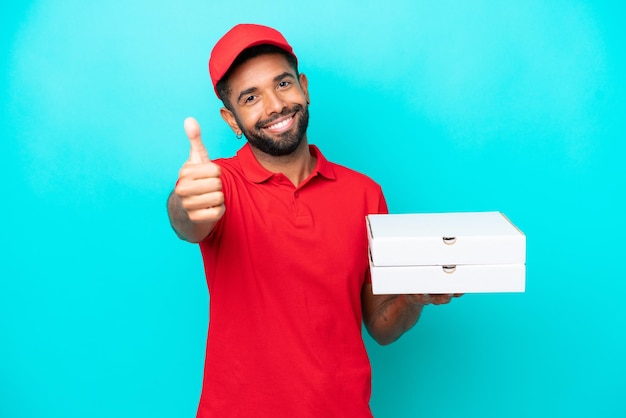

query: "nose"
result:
(264, 91), (286, 116)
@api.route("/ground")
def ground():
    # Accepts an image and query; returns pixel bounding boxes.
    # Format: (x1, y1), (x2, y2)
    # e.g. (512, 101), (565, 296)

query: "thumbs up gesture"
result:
(171, 117), (225, 241)
(185, 117), (211, 164)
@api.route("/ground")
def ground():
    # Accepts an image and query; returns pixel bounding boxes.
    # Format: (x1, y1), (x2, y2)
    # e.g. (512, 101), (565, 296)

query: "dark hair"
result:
(216, 44), (299, 110)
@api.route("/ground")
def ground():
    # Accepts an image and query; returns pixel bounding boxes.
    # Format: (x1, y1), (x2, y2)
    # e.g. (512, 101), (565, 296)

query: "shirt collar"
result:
(237, 143), (336, 184)
(309, 144), (336, 181)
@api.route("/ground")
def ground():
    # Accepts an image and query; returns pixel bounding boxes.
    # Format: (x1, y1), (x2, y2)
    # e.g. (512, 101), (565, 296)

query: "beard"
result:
(236, 103), (309, 157)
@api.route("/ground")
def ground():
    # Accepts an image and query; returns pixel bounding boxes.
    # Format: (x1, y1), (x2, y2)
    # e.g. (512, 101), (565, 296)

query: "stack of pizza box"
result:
(367, 212), (526, 295)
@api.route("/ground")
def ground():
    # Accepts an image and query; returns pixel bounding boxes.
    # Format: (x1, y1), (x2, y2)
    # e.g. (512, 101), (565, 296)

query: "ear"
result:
(299, 73), (310, 104)
(220, 107), (242, 135)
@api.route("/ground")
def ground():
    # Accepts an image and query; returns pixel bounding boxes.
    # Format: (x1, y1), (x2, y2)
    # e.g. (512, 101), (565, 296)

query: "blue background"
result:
(2, 1), (624, 417)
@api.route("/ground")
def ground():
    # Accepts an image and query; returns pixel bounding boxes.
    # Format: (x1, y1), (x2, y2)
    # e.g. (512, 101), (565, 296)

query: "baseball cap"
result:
(209, 23), (297, 99)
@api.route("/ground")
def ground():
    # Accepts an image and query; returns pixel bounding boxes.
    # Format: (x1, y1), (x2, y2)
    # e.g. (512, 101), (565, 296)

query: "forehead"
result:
(226, 53), (296, 92)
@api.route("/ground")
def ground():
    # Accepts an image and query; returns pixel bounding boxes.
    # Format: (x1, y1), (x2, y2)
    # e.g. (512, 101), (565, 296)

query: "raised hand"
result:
(169, 117), (225, 242)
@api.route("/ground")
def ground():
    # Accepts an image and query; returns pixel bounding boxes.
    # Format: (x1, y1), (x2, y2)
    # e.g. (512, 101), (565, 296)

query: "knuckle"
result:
(175, 183), (188, 197)
(187, 211), (203, 223)
(179, 163), (193, 177)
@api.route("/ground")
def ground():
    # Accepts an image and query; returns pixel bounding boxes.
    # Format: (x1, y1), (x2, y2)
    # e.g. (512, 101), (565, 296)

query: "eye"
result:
(243, 95), (256, 104)
(278, 80), (291, 89)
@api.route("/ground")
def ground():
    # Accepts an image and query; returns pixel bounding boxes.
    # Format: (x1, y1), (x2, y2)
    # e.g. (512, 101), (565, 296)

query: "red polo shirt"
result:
(197, 143), (388, 417)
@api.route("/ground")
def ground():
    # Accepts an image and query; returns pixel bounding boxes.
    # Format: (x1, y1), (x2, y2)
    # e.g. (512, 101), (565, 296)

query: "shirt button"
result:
(294, 191), (299, 198)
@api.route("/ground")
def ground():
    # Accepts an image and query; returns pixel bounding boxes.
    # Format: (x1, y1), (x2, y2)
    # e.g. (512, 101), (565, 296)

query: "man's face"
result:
(221, 53), (310, 157)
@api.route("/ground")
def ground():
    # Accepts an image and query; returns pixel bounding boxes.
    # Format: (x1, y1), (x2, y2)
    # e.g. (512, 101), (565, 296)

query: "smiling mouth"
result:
(267, 117), (292, 130)
(262, 111), (297, 133)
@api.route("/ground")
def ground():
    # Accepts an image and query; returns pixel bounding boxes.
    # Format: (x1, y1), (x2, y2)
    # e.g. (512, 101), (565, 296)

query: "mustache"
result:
(255, 104), (305, 129)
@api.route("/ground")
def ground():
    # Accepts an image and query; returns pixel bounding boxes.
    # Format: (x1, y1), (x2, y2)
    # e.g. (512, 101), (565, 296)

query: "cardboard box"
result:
(367, 212), (526, 294)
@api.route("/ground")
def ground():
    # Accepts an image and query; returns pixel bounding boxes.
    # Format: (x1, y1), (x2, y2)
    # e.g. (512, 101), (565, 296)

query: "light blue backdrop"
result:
(2, 1), (624, 417)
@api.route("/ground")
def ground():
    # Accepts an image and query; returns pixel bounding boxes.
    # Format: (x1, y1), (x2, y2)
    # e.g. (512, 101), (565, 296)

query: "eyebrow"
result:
(236, 72), (297, 103)
(237, 87), (258, 103)
(274, 71), (296, 83)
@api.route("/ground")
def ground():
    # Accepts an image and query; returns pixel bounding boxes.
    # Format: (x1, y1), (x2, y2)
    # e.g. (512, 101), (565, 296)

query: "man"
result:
(167, 23), (459, 417)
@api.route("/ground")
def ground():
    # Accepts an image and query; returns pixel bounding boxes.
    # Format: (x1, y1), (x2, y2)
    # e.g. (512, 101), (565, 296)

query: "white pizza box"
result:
(369, 260), (526, 294)
(367, 212), (526, 267)
(366, 212), (526, 294)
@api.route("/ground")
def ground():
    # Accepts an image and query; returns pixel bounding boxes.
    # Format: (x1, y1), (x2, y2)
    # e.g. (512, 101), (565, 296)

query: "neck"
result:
(250, 139), (316, 186)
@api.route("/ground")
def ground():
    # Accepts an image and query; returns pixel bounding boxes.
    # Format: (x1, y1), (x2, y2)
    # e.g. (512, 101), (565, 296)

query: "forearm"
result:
(364, 294), (424, 346)
(167, 190), (214, 243)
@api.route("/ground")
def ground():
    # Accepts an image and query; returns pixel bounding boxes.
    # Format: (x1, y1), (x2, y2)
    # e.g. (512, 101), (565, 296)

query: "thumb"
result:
(184, 117), (210, 163)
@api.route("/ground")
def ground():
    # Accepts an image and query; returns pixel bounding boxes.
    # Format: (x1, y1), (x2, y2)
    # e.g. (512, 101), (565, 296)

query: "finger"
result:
(178, 162), (222, 184)
(186, 205), (226, 224)
(182, 193), (225, 214)
(426, 294), (453, 305)
(176, 172), (224, 208)
(184, 117), (210, 164)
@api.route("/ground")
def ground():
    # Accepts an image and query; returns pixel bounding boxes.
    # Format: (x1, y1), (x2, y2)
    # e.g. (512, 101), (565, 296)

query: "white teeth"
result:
(268, 117), (291, 130)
